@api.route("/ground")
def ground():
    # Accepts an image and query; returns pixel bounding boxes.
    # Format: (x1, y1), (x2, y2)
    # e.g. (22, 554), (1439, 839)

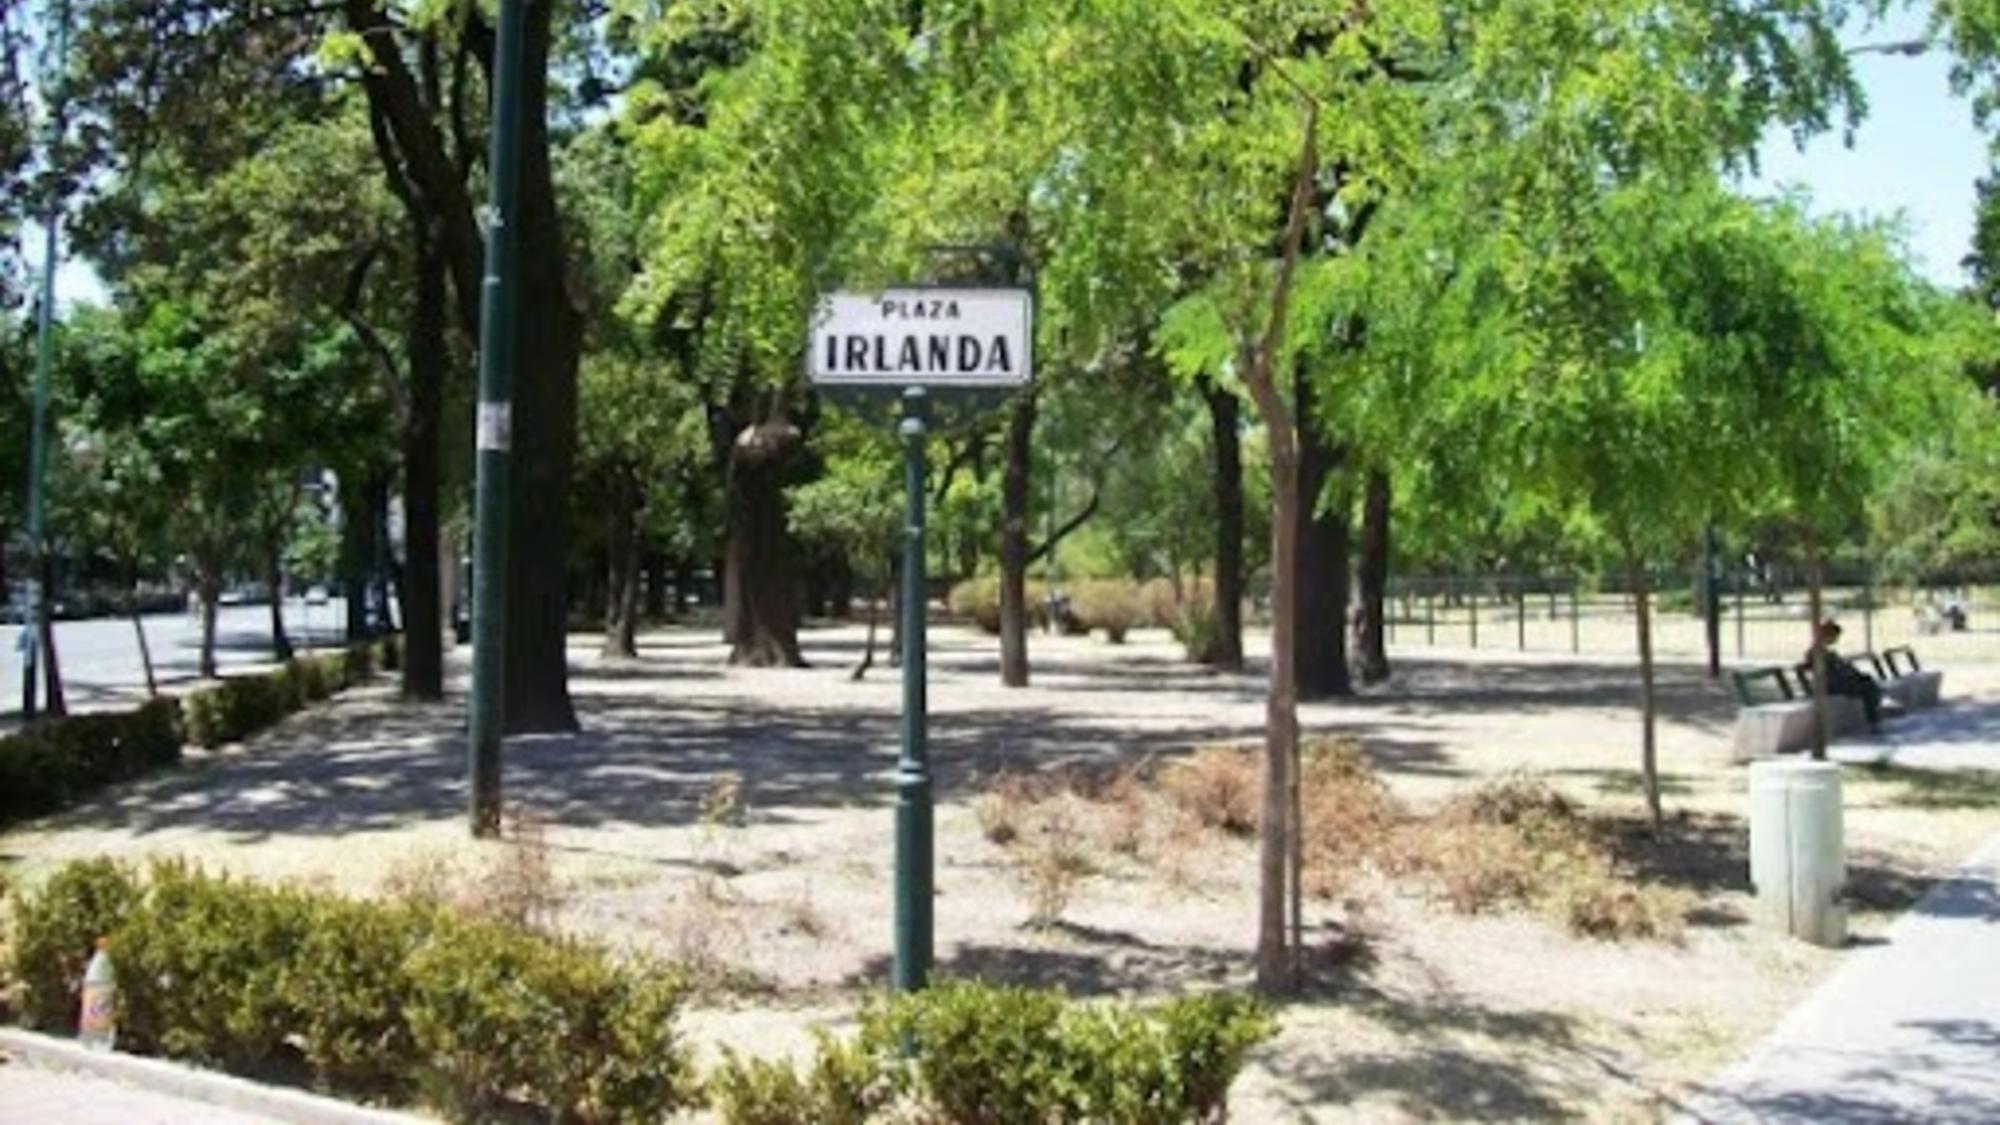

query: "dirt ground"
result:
(4, 623), (1997, 1122)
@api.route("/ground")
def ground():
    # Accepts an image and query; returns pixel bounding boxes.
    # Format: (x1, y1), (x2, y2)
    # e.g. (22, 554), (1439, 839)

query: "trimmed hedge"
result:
(183, 644), (381, 749)
(712, 980), (1273, 1124)
(12, 860), (700, 1123)
(0, 643), (388, 828)
(0, 700), (182, 826)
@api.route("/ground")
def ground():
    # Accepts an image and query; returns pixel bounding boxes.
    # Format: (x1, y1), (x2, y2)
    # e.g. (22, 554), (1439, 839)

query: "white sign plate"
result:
(809, 288), (1032, 388)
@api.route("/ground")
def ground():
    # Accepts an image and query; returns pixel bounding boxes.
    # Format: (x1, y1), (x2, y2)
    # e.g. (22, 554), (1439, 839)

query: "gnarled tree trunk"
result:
(725, 421), (805, 667)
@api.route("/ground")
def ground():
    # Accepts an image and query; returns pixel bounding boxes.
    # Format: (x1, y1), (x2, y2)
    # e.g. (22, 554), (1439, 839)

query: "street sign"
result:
(810, 288), (1032, 388)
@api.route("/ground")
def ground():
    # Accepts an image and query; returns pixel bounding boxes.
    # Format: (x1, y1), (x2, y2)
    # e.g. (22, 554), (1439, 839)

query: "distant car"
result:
(304, 586), (330, 606)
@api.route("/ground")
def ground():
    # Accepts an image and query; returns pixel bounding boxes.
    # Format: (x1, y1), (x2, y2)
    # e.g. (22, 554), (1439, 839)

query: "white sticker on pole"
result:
(478, 402), (512, 452)
(809, 288), (1032, 388)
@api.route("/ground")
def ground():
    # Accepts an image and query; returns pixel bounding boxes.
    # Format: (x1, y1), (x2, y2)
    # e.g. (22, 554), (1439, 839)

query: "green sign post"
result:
(811, 287), (1032, 992)
(894, 387), (932, 992)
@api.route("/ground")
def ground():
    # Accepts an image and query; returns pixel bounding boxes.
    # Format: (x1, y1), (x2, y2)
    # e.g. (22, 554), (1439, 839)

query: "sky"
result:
(1743, 7), (1988, 288)
(38, 8), (1999, 305)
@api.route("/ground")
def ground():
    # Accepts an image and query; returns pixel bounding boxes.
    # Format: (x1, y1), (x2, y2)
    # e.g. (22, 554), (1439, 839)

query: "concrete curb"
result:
(0, 1027), (430, 1125)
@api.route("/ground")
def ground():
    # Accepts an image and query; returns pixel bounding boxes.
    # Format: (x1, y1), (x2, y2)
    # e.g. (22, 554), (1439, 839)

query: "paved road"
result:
(0, 1057), (285, 1124)
(1, 599), (351, 717)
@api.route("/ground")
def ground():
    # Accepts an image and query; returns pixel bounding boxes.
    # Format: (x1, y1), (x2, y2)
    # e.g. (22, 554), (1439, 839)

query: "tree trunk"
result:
(644, 549), (670, 621)
(999, 388), (1036, 687)
(199, 572), (221, 680)
(341, 481), (373, 642)
(130, 566), (158, 698)
(400, 227), (446, 700)
(1808, 541), (1829, 761)
(499, 3), (580, 731)
(725, 424), (805, 667)
(36, 551), (64, 717)
(602, 471), (641, 659)
(1294, 371), (1351, 699)
(1254, 406), (1300, 993)
(1201, 378), (1246, 671)
(1629, 556), (1664, 830)
(852, 572), (888, 682)
(266, 541), (294, 663)
(1356, 469), (1392, 684)
(345, 0), (578, 731)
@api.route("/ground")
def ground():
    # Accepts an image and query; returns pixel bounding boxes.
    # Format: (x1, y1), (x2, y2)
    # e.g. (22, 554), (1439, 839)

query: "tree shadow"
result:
(1595, 811), (1941, 918)
(1855, 764), (2000, 810)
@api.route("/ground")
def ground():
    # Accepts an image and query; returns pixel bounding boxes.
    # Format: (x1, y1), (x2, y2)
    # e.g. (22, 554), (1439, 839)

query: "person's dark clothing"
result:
(1805, 646), (1882, 728)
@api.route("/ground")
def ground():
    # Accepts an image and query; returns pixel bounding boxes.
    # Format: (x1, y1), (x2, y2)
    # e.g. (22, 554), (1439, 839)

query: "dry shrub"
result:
(976, 771), (1059, 845)
(1140, 577), (1214, 630)
(378, 852), (463, 908)
(1393, 776), (1690, 940)
(947, 578), (1003, 634)
(701, 772), (746, 830)
(1068, 580), (1147, 643)
(1013, 799), (1097, 928)
(1089, 764), (1152, 856)
(1299, 738), (1403, 900)
(1162, 746), (1261, 836)
(1547, 869), (1693, 941)
(470, 807), (564, 931)
(778, 884), (830, 942)
(667, 872), (750, 989)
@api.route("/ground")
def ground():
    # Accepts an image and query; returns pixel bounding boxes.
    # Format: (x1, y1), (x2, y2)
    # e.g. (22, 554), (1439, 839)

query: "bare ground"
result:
(4, 623), (1997, 1122)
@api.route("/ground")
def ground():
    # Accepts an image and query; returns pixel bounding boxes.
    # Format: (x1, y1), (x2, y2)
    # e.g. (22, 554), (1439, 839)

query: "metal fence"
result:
(1384, 571), (2000, 667)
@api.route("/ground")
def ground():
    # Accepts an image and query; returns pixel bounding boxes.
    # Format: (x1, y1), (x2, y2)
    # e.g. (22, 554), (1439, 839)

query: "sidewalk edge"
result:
(0, 1027), (427, 1125)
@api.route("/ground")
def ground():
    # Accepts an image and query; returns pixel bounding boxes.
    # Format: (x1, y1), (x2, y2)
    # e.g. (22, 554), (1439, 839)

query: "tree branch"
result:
(341, 245), (411, 426)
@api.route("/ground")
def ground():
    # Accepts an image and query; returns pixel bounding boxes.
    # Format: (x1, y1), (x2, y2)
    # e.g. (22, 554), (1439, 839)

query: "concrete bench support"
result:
(1883, 670), (1943, 710)
(1733, 697), (1867, 762)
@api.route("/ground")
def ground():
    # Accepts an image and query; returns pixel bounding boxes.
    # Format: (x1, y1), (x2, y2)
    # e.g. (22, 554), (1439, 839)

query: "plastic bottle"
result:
(78, 939), (117, 1051)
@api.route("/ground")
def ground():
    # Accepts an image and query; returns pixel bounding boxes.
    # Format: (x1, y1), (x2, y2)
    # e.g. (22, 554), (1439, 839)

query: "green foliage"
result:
(182, 648), (378, 748)
(406, 915), (696, 1124)
(9, 861), (700, 1123)
(724, 981), (1275, 1124)
(10, 859), (143, 1033)
(0, 700), (183, 827)
(710, 1031), (891, 1125)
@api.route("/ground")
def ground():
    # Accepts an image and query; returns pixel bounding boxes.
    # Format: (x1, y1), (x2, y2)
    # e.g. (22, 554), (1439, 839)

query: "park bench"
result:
(1877, 645), (1944, 709)
(1730, 665), (1866, 762)
(1792, 647), (1943, 712)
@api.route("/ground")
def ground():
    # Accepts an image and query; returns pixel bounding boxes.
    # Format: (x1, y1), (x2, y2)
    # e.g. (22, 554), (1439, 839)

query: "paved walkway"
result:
(1683, 829), (2000, 1124)
(1833, 694), (2000, 771)
(0, 1057), (282, 1124)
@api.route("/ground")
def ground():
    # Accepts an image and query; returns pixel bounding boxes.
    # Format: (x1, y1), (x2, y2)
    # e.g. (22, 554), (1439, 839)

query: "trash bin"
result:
(1749, 759), (1847, 947)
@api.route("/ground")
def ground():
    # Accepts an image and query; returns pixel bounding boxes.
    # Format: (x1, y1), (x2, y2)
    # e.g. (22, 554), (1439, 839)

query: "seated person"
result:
(1804, 619), (1883, 731)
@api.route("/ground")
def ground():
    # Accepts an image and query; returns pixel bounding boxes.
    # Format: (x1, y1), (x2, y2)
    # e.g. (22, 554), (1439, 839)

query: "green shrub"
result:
(11, 859), (143, 1033)
(867, 981), (1272, 1124)
(0, 699), (183, 826)
(114, 861), (320, 1075)
(183, 649), (375, 750)
(9, 860), (698, 1124)
(407, 915), (696, 1124)
(711, 1032), (890, 1125)
(184, 674), (290, 749)
(1069, 580), (1146, 643)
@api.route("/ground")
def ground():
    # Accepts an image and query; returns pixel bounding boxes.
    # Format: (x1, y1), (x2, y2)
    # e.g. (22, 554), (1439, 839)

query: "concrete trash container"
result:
(1749, 759), (1847, 947)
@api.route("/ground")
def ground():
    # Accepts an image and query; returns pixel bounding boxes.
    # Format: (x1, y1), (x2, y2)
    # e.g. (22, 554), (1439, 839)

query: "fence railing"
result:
(1383, 571), (1998, 666)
